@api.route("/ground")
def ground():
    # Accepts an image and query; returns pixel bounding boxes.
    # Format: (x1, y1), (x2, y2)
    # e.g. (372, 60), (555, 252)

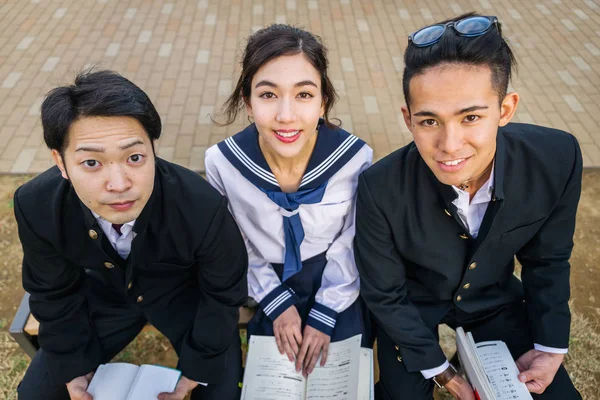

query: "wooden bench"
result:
(9, 293), (256, 358)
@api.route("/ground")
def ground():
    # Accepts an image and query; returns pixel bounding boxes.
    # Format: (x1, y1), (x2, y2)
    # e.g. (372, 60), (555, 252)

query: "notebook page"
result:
(305, 334), (361, 400)
(126, 365), (181, 400)
(357, 348), (374, 400)
(475, 341), (533, 400)
(241, 335), (306, 400)
(86, 363), (139, 400)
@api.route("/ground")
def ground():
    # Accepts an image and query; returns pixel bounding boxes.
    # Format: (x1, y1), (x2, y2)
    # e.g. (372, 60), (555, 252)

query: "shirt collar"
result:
(91, 211), (136, 229)
(451, 162), (495, 205)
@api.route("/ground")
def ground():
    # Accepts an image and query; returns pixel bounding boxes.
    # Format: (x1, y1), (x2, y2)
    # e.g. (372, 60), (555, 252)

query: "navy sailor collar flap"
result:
(218, 120), (366, 191)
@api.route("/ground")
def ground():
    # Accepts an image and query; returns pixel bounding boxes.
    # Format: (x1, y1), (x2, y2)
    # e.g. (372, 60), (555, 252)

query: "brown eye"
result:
(260, 92), (276, 99)
(83, 160), (99, 168)
(421, 119), (438, 127)
(298, 92), (313, 99)
(129, 154), (144, 163)
(464, 115), (480, 122)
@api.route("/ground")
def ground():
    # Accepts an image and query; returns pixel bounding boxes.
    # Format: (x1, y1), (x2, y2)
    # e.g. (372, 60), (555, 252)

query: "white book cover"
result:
(86, 362), (181, 400)
(456, 327), (533, 400)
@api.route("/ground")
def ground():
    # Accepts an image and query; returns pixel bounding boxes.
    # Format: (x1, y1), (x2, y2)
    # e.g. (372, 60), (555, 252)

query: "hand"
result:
(444, 374), (476, 400)
(66, 372), (94, 400)
(158, 376), (199, 400)
(295, 325), (331, 377)
(516, 349), (564, 394)
(273, 306), (303, 362)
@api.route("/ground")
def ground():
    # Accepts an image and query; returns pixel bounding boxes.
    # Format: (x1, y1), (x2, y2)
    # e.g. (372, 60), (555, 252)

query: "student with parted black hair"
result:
(15, 70), (248, 400)
(354, 13), (582, 400)
(205, 24), (374, 378)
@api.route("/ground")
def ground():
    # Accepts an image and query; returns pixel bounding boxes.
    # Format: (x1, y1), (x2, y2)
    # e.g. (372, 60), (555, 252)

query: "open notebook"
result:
(456, 327), (533, 400)
(242, 334), (373, 400)
(86, 363), (181, 400)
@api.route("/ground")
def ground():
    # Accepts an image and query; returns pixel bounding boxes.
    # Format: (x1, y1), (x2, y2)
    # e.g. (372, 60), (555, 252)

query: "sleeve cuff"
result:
(259, 284), (298, 321)
(306, 303), (338, 336)
(421, 360), (450, 379)
(534, 343), (568, 354)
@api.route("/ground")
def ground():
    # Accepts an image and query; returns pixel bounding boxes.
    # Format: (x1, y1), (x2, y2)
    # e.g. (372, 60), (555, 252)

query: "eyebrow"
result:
(254, 79), (318, 89)
(413, 105), (489, 117)
(75, 140), (145, 153)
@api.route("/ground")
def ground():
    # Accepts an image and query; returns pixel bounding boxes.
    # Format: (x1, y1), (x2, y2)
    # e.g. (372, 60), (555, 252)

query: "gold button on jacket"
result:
(136, 295), (144, 303)
(462, 283), (471, 289)
(469, 262), (477, 270)
(456, 295), (462, 302)
(88, 229), (98, 240)
(104, 262), (114, 269)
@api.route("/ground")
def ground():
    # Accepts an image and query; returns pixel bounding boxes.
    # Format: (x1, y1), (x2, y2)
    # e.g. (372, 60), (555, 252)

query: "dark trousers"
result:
(17, 286), (242, 400)
(376, 301), (581, 400)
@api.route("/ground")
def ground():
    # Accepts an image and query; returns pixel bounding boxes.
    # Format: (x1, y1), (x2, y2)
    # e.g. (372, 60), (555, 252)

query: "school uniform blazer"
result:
(354, 123), (583, 372)
(14, 158), (248, 385)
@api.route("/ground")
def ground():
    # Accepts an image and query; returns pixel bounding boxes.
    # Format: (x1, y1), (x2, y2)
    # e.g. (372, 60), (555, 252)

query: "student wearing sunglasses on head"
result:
(354, 13), (582, 400)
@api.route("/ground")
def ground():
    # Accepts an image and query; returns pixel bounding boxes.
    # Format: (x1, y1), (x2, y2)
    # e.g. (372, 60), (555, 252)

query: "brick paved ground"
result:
(0, 0), (598, 173)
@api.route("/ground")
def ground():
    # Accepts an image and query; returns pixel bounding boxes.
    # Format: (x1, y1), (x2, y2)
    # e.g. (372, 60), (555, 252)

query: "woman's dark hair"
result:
(218, 24), (338, 127)
(42, 69), (162, 155)
(403, 12), (517, 111)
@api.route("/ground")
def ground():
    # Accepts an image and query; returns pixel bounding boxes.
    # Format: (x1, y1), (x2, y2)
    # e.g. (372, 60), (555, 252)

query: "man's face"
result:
(402, 63), (518, 188)
(52, 116), (155, 224)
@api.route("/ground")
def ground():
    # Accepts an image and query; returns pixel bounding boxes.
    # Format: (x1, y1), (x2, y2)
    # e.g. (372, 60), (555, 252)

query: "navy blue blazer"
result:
(14, 158), (248, 385)
(354, 123), (583, 372)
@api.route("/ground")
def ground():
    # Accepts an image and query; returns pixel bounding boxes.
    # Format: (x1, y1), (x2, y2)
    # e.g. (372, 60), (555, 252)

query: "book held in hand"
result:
(86, 362), (181, 400)
(455, 327), (533, 400)
(241, 334), (374, 400)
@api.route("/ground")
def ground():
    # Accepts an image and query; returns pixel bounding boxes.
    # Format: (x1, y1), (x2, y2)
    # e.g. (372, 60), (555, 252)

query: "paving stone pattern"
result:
(0, 0), (599, 173)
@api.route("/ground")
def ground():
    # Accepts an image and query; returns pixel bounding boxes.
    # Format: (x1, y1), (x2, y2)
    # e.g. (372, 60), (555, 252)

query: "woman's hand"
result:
(295, 325), (331, 377)
(272, 306), (303, 362)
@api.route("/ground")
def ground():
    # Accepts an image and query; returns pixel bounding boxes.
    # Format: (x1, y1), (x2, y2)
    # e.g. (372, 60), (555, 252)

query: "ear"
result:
(51, 149), (69, 180)
(244, 97), (253, 118)
(498, 92), (520, 127)
(320, 98), (326, 118)
(401, 105), (414, 134)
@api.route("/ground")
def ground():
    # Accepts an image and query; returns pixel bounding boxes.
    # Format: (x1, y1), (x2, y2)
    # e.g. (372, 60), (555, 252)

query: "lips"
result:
(273, 129), (301, 143)
(437, 157), (470, 172)
(108, 201), (135, 211)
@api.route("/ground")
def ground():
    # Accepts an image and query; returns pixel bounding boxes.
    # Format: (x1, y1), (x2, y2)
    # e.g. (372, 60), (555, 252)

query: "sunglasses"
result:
(408, 16), (498, 47)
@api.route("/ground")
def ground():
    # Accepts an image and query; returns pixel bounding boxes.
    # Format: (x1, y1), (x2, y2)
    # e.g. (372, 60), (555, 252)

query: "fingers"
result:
(304, 343), (320, 377)
(282, 330), (296, 362)
(296, 339), (310, 372)
(274, 331), (284, 355)
(525, 380), (545, 394)
(320, 341), (329, 367)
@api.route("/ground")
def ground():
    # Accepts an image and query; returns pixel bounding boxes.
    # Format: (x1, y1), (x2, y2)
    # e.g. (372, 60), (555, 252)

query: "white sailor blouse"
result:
(205, 122), (372, 335)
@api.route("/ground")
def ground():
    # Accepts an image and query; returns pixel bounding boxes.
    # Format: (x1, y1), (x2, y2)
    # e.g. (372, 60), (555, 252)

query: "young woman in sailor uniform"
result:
(205, 24), (373, 377)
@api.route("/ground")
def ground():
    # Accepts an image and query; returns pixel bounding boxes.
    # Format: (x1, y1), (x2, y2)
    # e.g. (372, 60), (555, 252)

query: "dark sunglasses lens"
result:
(412, 25), (445, 46)
(455, 16), (492, 36)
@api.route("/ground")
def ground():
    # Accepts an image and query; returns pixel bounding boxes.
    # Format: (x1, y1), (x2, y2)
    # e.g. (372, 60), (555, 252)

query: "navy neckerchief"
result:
(218, 120), (366, 280)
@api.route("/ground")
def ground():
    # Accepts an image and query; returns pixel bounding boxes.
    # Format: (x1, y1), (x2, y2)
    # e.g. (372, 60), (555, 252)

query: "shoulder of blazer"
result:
(499, 123), (580, 183)
(14, 166), (70, 220)
(155, 157), (225, 213)
(360, 141), (422, 192)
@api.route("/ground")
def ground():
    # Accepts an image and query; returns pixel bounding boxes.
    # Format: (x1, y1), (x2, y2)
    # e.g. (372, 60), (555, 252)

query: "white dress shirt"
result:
(421, 166), (567, 379)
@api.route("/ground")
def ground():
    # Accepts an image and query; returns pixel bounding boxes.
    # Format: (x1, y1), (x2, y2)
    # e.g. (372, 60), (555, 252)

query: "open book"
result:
(86, 363), (181, 400)
(456, 327), (533, 400)
(242, 334), (373, 400)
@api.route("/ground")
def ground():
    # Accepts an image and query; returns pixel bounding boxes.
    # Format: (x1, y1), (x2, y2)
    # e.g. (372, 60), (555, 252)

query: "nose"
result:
(275, 96), (297, 124)
(438, 123), (464, 156)
(106, 164), (132, 193)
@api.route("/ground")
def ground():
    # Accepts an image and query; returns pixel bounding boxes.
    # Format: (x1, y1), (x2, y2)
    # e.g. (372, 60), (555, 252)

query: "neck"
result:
(259, 131), (318, 175)
(459, 159), (494, 200)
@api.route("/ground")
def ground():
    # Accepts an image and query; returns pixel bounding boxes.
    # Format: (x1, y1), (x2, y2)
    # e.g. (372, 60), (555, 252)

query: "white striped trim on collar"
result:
(300, 135), (359, 187)
(225, 137), (279, 187)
